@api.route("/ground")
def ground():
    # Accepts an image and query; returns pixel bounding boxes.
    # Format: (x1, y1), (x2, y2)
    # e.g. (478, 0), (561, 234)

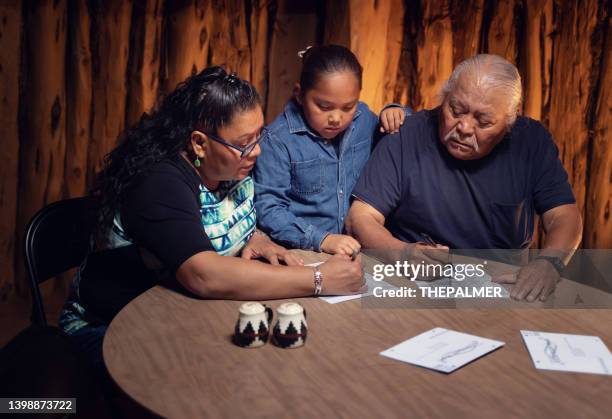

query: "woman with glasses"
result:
(59, 67), (364, 378)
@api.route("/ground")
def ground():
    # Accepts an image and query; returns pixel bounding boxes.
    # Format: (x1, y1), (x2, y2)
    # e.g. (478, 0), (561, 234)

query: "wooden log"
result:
(265, 0), (318, 122)
(547, 0), (602, 239)
(585, 19), (611, 248)
(523, 0), (553, 247)
(323, 0), (405, 111)
(382, 0), (405, 106)
(451, 0), (484, 65)
(416, 0), (453, 109)
(87, 0), (132, 185)
(0, 0), (21, 300)
(16, 0), (67, 295)
(522, 0), (546, 121)
(126, 0), (164, 126)
(324, 0), (405, 112)
(323, 0), (350, 47)
(540, 0), (553, 124)
(485, 0), (518, 64)
(249, 0), (269, 105)
(393, 1), (419, 108)
(209, 0), (251, 79)
(65, 0), (92, 199)
(347, 0), (396, 113)
(164, 0), (211, 93)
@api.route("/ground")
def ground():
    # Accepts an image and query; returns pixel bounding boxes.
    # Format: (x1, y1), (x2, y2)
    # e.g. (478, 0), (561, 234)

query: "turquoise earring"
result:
(194, 157), (201, 168)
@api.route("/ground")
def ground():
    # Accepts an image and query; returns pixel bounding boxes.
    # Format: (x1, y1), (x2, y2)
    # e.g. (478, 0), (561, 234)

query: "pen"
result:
(420, 233), (438, 247)
(351, 249), (360, 261)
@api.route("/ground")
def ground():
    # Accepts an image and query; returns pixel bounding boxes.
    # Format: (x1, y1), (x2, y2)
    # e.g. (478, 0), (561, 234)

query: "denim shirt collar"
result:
(284, 100), (363, 136)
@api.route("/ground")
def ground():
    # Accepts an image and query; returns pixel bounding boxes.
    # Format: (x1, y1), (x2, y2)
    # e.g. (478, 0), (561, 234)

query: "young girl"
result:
(253, 45), (407, 255)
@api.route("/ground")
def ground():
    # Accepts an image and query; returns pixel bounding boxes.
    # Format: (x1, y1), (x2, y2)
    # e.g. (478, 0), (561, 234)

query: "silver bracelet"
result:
(313, 266), (323, 296)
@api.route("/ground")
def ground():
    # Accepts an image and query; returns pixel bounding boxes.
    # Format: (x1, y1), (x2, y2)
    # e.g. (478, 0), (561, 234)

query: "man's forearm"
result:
(541, 206), (583, 264)
(347, 215), (407, 250)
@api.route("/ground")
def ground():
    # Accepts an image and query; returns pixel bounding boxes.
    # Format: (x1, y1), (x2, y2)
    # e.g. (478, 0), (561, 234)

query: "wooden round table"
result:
(103, 252), (612, 418)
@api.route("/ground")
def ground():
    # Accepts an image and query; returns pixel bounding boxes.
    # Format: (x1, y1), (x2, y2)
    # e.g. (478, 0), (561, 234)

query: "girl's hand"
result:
(320, 234), (361, 255)
(379, 107), (405, 133)
(241, 232), (304, 266)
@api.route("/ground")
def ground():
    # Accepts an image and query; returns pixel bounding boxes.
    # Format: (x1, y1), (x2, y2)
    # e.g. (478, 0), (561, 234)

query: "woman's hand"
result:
(320, 234), (361, 255)
(379, 106), (405, 133)
(241, 232), (304, 266)
(319, 254), (365, 295)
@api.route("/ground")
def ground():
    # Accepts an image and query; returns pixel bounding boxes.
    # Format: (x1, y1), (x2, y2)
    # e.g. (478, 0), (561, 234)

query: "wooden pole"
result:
(347, 0), (396, 113)
(393, 1), (419, 109)
(87, 0), (133, 185)
(324, 0), (350, 47)
(0, 0), (21, 300)
(540, 0), (553, 125)
(163, 0), (211, 93)
(522, 0), (546, 121)
(249, 0), (269, 106)
(65, 0), (92, 198)
(585, 18), (611, 248)
(547, 0), (602, 236)
(16, 0), (68, 295)
(485, 0), (518, 64)
(382, 0), (405, 106)
(416, 0), (453, 109)
(209, 0), (251, 79)
(265, 0), (318, 122)
(451, 0), (484, 65)
(126, 0), (164, 126)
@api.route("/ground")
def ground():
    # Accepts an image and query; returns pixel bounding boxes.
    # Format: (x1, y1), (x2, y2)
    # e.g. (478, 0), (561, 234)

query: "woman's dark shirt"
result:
(79, 156), (213, 321)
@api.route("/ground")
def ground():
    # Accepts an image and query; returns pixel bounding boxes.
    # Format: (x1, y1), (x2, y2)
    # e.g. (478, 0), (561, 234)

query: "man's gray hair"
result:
(439, 54), (522, 126)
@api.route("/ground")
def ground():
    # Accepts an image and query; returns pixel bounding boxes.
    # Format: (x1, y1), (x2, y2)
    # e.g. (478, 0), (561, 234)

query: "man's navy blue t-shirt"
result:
(352, 108), (575, 249)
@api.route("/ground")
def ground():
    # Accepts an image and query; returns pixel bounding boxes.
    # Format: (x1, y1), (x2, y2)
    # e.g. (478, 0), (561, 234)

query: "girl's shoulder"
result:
(353, 101), (378, 128)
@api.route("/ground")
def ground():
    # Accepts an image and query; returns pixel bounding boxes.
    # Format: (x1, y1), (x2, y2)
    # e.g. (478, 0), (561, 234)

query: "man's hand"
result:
(379, 107), (405, 133)
(492, 258), (560, 302)
(404, 243), (450, 281)
(320, 234), (361, 255)
(241, 232), (303, 266)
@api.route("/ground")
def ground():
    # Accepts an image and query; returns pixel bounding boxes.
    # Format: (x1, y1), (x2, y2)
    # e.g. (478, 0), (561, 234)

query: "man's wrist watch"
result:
(535, 255), (565, 275)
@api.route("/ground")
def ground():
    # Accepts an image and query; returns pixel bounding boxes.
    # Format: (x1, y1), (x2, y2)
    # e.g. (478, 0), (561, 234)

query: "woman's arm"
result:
(176, 251), (365, 300)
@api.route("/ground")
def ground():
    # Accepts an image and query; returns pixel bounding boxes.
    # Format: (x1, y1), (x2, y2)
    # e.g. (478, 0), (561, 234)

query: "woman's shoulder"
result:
(126, 155), (201, 200)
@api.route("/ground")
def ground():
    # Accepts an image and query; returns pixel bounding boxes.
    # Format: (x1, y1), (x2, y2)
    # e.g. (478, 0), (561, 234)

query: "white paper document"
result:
(306, 262), (397, 304)
(521, 330), (612, 375)
(380, 327), (505, 373)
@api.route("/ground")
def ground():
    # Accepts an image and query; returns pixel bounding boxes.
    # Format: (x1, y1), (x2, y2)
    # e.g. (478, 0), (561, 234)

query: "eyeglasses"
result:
(204, 128), (267, 159)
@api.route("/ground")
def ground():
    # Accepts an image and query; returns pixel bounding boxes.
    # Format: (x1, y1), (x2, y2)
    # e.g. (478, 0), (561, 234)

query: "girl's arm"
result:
(379, 104), (412, 134)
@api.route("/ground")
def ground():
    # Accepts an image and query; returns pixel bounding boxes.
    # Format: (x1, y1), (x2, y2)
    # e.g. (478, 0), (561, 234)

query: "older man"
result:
(346, 54), (582, 302)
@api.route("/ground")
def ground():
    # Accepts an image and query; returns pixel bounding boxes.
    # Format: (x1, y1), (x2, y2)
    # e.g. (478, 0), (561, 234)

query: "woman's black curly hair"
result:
(92, 66), (260, 244)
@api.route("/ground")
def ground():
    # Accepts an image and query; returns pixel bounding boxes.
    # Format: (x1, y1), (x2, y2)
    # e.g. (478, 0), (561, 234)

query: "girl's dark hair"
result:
(299, 45), (363, 93)
(93, 66), (260, 244)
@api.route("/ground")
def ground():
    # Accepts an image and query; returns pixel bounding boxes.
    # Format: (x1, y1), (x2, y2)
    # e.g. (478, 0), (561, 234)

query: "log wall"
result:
(0, 0), (610, 300)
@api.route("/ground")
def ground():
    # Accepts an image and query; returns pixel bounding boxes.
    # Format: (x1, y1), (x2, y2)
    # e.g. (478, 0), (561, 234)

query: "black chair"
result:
(24, 197), (96, 325)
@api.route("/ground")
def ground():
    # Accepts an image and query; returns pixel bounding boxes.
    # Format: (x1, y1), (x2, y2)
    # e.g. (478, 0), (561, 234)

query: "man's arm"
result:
(345, 200), (407, 250)
(346, 199), (449, 273)
(496, 203), (582, 302)
(539, 203), (583, 263)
